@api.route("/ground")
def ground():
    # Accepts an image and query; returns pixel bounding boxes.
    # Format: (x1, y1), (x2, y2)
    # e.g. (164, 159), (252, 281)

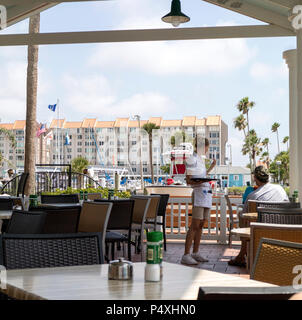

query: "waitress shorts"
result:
(191, 193), (210, 221)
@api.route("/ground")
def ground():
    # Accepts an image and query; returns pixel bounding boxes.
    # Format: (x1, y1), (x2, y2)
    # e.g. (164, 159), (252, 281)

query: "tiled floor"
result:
(113, 239), (250, 279)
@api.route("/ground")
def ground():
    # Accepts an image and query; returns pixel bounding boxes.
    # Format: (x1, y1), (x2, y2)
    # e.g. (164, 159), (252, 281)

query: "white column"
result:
(283, 49), (299, 194)
(296, 30), (302, 198)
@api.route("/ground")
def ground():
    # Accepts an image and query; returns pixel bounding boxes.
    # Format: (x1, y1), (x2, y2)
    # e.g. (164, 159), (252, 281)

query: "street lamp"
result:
(133, 115), (144, 191)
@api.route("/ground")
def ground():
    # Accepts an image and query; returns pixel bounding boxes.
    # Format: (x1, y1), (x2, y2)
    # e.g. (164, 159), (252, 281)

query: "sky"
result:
(0, 0), (296, 166)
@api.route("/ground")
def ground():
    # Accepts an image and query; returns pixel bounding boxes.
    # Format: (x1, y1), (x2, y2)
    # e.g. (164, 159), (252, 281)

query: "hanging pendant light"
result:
(162, 0), (190, 27)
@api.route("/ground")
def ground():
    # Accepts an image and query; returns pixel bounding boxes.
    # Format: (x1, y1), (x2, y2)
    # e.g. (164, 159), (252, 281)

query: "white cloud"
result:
(250, 61), (288, 80)
(61, 73), (175, 119)
(89, 38), (255, 76)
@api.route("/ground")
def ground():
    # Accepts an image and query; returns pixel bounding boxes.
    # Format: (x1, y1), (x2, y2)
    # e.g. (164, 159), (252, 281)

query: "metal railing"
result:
(164, 196), (242, 243)
(1, 172), (102, 195)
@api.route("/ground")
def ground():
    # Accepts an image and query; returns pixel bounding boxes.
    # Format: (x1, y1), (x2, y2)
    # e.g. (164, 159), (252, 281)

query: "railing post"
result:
(219, 196), (227, 244)
(68, 165), (72, 188)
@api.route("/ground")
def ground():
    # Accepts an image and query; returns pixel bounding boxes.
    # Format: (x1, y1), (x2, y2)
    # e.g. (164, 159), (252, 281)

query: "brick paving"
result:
(113, 239), (249, 279)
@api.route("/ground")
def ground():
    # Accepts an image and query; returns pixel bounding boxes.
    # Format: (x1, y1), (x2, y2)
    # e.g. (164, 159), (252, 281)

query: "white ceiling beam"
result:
(263, 0), (302, 8)
(0, 25), (295, 46)
(1, 0), (108, 4)
(7, 3), (57, 27)
(201, 0), (293, 30)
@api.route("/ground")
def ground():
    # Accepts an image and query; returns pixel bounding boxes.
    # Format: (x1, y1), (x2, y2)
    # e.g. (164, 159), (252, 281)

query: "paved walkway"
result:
(113, 239), (249, 279)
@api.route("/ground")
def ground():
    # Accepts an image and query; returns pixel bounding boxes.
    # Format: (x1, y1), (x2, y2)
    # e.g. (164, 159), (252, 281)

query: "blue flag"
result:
(64, 133), (70, 145)
(48, 104), (57, 112)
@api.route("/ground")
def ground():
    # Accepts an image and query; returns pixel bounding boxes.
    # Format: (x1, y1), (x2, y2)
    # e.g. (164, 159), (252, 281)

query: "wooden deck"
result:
(114, 239), (249, 279)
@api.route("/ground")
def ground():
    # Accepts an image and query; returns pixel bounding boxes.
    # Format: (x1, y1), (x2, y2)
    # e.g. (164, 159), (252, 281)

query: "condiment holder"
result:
(108, 258), (133, 280)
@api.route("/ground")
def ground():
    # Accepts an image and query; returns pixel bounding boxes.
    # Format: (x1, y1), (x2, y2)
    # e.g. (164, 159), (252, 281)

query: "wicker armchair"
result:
(0, 232), (104, 270)
(257, 207), (302, 224)
(6, 210), (47, 234)
(251, 238), (302, 286)
(250, 222), (302, 270)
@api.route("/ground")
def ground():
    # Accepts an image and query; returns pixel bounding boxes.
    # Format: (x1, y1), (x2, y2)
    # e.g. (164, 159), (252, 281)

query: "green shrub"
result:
(41, 187), (130, 199)
(227, 186), (246, 195)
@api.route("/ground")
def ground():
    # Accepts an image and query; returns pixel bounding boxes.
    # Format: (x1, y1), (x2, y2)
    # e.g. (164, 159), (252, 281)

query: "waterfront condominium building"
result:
(0, 120), (43, 176)
(0, 116), (228, 176)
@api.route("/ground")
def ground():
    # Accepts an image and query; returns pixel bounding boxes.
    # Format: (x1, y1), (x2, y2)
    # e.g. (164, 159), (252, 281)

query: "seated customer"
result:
(242, 181), (254, 204)
(228, 165), (289, 267)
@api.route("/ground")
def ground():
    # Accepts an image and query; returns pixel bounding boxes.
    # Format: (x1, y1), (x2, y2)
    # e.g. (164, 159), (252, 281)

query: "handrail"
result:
(1, 172), (102, 195)
(0, 174), (21, 195)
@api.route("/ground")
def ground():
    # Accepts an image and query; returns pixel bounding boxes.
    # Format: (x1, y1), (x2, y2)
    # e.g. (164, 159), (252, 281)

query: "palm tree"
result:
(71, 156), (89, 173)
(236, 97), (255, 135)
(142, 123), (160, 184)
(261, 138), (270, 168)
(71, 156), (90, 187)
(0, 128), (16, 166)
(233, 114), (247, 138)
(170, 130), (193, 147)
(283, 136), (289, 151)
(242, 129), (262, 172)
(271, 122), (281, 154)
(236, 97), (255, 179)
(24, 14), (40, 196)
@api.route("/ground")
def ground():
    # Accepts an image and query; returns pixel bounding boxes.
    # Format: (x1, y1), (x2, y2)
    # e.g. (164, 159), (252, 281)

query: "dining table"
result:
(0, 262), (275, 300)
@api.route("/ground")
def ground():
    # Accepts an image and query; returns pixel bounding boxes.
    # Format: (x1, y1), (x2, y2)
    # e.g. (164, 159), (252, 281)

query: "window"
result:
(143, 168), (148, 173)
(131, 141), (137, 145)
(233, 175), (239, 181)
(222, 176), (228, 180)
(77, 142), (82, 146)
(77, 135), (82, 139)
(77, 148), (82, 153)
(132, 167), (136, 172)
(99, 141), (104, 146)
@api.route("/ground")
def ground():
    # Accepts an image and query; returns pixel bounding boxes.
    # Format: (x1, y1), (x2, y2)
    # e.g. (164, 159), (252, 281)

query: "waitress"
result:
(181, 137), (216, 265)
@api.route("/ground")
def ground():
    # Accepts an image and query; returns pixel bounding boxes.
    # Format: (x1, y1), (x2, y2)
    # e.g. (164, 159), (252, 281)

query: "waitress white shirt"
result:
(185, 153), (212, 208)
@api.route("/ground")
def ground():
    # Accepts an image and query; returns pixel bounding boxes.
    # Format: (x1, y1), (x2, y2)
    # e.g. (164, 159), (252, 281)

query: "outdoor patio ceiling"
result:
(202, 0), (302, 30)
(2, 0), (111, 28)
(1, 0), (302, 197)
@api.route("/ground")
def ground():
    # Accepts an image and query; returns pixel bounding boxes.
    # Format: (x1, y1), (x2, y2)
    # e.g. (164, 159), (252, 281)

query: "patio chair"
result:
(130, 196), (151, 261)
(0, 197), (14, 233)
(41, 194), (79, 204)
(197, 286), (300, 300)
(87, 193), (103, 201)
(256, 207), (302, 224)
(151, 193), (170, 251)
(255, 201), (300, 209)
(225, 195), (240, 247)
(0, 197), (13, 210)
(144, 195), (161, 231)
(250, 222), (302, 269)
(5, 210), (47, 234)
(29, 205), (82, 233)
(95, 199), (134, 261)
(251, 238), (302, 286)
(77, 201), (113, 261)
(0, 232), (104, 270)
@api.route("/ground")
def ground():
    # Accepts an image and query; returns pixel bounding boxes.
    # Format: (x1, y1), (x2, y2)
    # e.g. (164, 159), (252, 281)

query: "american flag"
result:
(36, 123), (46, 137)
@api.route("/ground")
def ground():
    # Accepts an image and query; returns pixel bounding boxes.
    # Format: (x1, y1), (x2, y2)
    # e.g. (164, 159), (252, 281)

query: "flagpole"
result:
(57, 98), (60, 166)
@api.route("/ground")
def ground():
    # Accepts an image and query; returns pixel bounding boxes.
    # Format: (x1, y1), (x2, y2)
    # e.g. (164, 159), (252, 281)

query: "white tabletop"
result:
(0, 210), (13, 220)
(1, 262), (275, 300)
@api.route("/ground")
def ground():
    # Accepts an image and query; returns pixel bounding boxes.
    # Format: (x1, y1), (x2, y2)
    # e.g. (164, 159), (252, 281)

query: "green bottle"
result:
(84, 191), (88, 201)
(80, 190), (84, 201)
